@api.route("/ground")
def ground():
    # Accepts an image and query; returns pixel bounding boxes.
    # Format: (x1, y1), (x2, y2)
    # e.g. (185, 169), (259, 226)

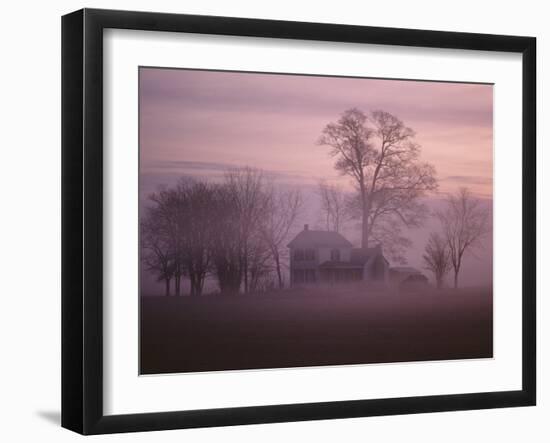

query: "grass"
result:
(140, 285), (493, 374)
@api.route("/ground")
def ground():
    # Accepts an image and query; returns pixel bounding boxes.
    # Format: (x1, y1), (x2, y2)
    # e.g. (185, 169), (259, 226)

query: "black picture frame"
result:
(61, 8), (536, 435)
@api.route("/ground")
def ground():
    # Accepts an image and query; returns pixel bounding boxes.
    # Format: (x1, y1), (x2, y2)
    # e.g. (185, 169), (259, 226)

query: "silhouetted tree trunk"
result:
(174, 269), (182, 296)
(274, 252), (283, 289)
(215, 259), (242, 295)
(453, 271), (459, 290)
(190, 274), (198, 296)
(361, 185), (369, 248)
(423, 232), (451, 289)
(243, 254), (249, 293)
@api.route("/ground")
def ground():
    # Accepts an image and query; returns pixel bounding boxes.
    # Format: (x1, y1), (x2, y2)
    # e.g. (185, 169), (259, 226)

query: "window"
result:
(330, 248), (341, 261)
(304, 249), (315, 261)
(294, 249), (304, 261)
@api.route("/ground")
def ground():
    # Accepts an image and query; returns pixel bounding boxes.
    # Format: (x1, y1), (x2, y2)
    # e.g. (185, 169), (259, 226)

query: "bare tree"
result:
(175, 180), (216, 296)
(261, 188), (302, 288)
(224, 167), (270, 293)
(438, 187), (491, 288)
(141, 205), (175, 296)
(247, 229), (275, 293)
(422, 232), (451, 289)
(209, 184), (243, 295)
(318, 108), (437, 260)
(146, 186), (186, 295)
(317, 180), (346, 232)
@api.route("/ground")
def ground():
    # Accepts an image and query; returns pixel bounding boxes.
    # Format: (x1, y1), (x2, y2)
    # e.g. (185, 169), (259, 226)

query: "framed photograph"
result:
(62, 8), (536, 435)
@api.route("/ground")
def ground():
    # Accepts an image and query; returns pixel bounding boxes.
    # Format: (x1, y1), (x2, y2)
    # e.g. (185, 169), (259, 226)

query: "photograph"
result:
(138, 67), (494, 375)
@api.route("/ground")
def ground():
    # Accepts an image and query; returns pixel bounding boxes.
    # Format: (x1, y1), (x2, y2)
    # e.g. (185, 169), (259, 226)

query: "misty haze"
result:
(139, 67), (493, 374)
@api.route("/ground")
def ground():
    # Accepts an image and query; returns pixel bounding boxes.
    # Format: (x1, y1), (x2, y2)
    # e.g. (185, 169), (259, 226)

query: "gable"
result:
(287, 230), (353, 249)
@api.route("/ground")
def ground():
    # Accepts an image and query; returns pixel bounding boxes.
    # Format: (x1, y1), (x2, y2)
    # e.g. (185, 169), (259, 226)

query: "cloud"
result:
(150, 160), (237, 172)
(140, 67), (494, 200)
(442, 175), (493, 185)
(139, 67), (493, 129)
(143, 160), (337, 186)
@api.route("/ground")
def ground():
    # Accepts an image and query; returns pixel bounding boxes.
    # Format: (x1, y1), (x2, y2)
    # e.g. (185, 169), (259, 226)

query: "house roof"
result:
(287, 229), (353, 248)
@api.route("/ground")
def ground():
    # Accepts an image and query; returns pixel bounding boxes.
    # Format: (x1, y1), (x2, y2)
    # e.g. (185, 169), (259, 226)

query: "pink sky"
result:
(139, 67), (493, 286)
(140, 67), (493, 199)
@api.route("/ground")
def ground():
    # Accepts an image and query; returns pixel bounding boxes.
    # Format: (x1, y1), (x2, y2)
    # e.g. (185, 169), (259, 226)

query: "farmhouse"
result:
(287, 224), (389, 286)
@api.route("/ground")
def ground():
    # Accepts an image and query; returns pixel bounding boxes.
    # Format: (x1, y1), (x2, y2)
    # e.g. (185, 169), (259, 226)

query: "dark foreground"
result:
(140, 286), (492, 374)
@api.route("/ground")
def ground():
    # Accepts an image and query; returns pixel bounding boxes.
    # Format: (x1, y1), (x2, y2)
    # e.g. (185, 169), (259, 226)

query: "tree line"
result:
(141, 168), (302, 296)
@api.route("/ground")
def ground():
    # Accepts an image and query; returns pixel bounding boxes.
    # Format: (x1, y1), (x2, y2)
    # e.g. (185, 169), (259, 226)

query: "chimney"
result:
(304, 224), (309, 231)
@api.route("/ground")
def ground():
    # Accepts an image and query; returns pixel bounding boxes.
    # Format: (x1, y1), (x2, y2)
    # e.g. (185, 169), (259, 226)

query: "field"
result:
(140, 286), (493, 374)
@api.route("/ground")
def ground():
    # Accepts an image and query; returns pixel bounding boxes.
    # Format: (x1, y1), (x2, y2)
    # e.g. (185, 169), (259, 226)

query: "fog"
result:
(139, 67), (493, 295)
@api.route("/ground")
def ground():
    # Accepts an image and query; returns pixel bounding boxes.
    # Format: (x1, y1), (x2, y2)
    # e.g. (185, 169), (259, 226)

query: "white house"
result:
(287, 224), (389, 286)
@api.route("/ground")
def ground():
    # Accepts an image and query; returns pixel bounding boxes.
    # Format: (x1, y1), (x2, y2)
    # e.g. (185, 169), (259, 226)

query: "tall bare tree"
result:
(209, 184), (243, 295)
(317, 180), (346, 232)
(423, 232), (451, 289)
(175, 180), (216, 296)
(318, 108), (437, 260)
(438, 187), (491, 288)
(247, 229), (275, 293)
(224, 167), (270, 293)
(261, 188), (302, 288)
